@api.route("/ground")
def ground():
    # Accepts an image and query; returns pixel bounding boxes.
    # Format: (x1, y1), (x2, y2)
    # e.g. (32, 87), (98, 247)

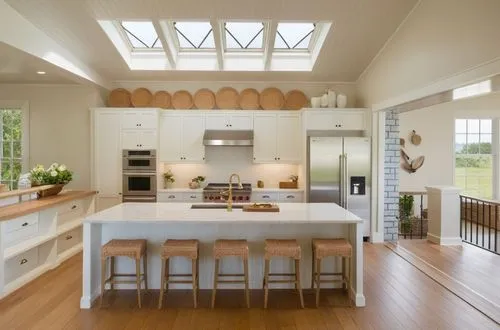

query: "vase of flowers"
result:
(189, 175), (205, 189)
(163, 169), (175, 189)
(29, 163), (73, 198)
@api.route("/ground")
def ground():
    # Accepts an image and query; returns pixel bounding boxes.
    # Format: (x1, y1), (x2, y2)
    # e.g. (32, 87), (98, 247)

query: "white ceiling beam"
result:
(210, 19), (224, 71)
(0, 0), (111, 89)
(153, 20), (176, 69)
(263, 20), (278, 71)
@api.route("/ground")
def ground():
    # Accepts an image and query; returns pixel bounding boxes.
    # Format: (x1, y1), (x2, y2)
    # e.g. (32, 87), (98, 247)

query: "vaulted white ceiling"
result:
(3, 0), (418, 85)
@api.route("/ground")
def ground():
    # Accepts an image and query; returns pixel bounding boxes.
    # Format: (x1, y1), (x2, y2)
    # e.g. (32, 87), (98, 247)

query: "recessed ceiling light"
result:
(36, 71), (46, 75)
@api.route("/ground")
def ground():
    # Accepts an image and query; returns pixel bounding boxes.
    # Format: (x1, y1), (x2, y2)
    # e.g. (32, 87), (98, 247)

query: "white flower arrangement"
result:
(29, 163), (73, 185)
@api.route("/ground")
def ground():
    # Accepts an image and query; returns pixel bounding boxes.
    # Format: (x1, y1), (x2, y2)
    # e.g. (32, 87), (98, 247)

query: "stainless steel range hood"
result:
(203, 130), (253, 146)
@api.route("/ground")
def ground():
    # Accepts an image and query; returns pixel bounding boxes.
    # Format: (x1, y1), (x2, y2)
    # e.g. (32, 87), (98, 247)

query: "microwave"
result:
(122, 149), (156, 171)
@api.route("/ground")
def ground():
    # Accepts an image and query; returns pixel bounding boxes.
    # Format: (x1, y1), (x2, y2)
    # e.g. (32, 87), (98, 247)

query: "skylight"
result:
(174, 22), (215, 49)
(274, 22), (315, 50)
(224, 22), (264, 50)
(121, 21), (162, 49)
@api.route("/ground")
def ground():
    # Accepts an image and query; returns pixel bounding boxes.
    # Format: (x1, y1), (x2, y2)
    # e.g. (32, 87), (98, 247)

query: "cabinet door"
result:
(253, 114), (277, 163)
(228, 114), (253, 130)
(140, 130), (158, 149)
(94, 111), (122, 197)
(159, 114), (182, 162)
(335, 112), (366, 130)
(138, 111), (158, 129)
(122, 111), (140, 129)
(205, 114), (228, 130)
(121, 130), (142, 149)
(276, 114), (301, 163)
(306, 111), (335, 130)
(182, 115), (205, 162)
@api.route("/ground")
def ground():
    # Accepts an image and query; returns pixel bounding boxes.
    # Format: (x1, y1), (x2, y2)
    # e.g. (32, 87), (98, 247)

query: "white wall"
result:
(0, 84), (104, 189)
(399, 92), (500, 192)
(357, 0), (500, 107)
(161, 147), (299, 189)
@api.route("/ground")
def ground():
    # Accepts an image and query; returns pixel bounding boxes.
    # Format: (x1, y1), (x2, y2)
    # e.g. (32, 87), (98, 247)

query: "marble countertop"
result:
(84, 202), (361, 224)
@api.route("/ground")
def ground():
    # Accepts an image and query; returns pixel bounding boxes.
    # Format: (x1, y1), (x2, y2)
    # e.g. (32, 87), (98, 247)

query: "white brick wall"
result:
(384, 111), (399, 241)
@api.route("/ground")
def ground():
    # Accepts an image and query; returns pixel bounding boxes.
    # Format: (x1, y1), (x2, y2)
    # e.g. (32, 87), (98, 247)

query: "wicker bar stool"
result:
(100, 239), (148, 308)
(158, 239), (199, 309)
(211, 239), (250, 308)
(263, 239), (304, 308)
(311, 238), (352, 307)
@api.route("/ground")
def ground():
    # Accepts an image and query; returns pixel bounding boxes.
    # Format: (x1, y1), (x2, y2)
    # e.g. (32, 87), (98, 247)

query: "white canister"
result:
(320, 93), (329, 108)
(311, 96), (321, 108)
(337, 93), (347, 108)
(327, 89), (337, 107)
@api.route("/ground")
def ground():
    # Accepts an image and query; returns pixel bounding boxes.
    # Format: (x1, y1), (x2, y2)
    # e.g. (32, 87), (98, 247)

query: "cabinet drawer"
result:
(157, 192), (184, 202)
(4, 224), (39, 246)
(278, 192), (303, 203)
(57, 200), (83, 215)
(251, 192), (279, 202)
(3, 213), (38, 233)
(57, 200), (85, 226)
(5, 247), (39, 284)
(57, 227), (82, 254)
(183, 192), (203, 202)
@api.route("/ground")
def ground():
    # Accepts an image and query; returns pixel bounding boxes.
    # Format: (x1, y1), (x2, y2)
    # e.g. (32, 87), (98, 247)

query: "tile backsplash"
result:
(161, 146), (299, 188)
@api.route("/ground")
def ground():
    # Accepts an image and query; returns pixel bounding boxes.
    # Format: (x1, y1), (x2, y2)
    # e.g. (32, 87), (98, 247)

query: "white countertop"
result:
(252, 188), (304, 192)
(157, 188), (203, 193)
(84, 202), (361, 224)
(157, 188), (303, 193)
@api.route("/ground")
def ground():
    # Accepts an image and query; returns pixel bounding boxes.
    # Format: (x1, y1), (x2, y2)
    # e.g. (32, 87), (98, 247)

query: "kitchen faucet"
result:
(221, 173), (243, 211)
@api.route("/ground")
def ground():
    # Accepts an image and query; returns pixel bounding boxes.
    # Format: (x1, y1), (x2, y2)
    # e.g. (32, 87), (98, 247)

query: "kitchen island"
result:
(80, 202), (365, 308)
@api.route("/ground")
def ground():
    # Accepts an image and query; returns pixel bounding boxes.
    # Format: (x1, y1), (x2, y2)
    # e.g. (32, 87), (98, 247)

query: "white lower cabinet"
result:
(5, 247), (39, 284)
(251, 192), (279, 202)
(251, 191), (304, 203)
(157, 191), (203, 202)
(278, 192), (304, 203)
(57, 227), (82, 255)
(183, 192), (203, 202)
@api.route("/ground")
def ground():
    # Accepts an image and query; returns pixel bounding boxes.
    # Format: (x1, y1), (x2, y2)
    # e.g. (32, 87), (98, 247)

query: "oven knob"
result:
(209, 196), (213, 200)
(245, 196), (250, 201)
(232, 196), (236, 201)
(238, 196), (243, 201)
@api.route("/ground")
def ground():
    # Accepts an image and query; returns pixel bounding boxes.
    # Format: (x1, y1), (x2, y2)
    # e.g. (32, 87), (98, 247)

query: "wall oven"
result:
(122, 149), (156, 171)
(122, 149), (157, 203)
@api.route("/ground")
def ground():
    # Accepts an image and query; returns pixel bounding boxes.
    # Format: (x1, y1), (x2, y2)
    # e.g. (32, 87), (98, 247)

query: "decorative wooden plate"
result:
(151, 91), (171, 109)
(239, 88), (260, 110)
(284, 89), (308, 110)
(260, 87), (284, 110)
(216, 87), (239, 109)
(131, 88), (153, 107)
(194, 88), (216, 109)
(108, 88), (131, 107)
(172, 90), (194, 109)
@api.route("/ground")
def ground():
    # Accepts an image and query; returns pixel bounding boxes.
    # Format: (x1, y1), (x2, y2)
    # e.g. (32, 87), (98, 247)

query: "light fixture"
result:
(36, 71), (46, 75)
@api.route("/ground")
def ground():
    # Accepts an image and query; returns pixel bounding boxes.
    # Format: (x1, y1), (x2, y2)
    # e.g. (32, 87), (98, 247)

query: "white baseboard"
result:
(370, 232), (384, 243)
(427, 233), (462, 246)
(350, 285), (366, 307)
(80, 289), (100, 309)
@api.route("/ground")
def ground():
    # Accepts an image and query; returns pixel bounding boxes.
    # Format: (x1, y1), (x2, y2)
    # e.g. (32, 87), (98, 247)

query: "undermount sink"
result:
(190, 204), (244, 209)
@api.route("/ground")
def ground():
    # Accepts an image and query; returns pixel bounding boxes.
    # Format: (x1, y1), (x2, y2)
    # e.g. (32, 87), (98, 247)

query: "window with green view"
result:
(0, 109), (23, 190)
(455, 119), (492, 199)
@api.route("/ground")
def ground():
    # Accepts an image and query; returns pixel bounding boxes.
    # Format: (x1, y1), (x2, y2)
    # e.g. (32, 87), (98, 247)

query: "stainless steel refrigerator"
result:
(307, 136), (371, 237)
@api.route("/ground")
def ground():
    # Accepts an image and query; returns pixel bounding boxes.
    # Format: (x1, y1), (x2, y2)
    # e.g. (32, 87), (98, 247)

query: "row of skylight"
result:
(119, 21), (317, 52)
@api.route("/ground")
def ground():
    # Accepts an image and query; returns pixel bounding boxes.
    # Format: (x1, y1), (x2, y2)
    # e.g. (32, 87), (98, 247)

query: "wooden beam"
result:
(153, 20), (176, 69)
(263, 20), (278, 71)
(210, 19), (224, 70)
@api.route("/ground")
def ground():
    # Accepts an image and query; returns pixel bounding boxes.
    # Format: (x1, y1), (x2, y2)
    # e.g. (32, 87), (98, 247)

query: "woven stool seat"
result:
(102, 239), (146, 259)
(312, 238), (352, 258)
(264, 239), (301, 260)
(161, 239), (199, 259)
(213, 239), (249, 259)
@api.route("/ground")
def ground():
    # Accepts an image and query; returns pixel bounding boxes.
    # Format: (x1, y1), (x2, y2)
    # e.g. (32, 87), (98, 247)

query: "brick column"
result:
(384, 110), (400, 241)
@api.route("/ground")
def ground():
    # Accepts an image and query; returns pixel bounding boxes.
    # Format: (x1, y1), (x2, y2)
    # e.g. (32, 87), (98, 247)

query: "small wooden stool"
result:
(263, 239), (304, 308)
(311, 238), (352, 307)
(211, 239), (250, 308)
(158, 239), (199, 309)
(100, 239), (148, 308)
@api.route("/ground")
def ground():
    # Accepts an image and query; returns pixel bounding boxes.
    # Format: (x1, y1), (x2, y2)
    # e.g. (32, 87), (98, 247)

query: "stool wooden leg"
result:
(264, 258), (270, 308)
(110, 256), (115, 290)
(211, 259), (219, 308)
(192, 258), (198, 308)
(311, 247), (315, 289)
(196, 254), (200, 299)
(315, 257), (321, 308)
(158, 258), (166, 309)
(135, 258), (142, 308)
(243, 258), (250, 308)
(295, 259), (304, 309)
(143, 253), (148, 291)
(165, 258), (170, 292)
(100, 257), (107, 308)
(342, 256), (347, 291)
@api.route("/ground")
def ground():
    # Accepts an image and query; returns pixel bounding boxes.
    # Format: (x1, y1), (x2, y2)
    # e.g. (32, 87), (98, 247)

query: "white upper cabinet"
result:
(120, 109), (158, 149)
(253, 112), (301, 163)
(122, 130), (158, 149)
(160, 112), (205, 163)
(205, 112), (253, 130)
(305, 109), (366, 131)
(122, 109), (158, 129)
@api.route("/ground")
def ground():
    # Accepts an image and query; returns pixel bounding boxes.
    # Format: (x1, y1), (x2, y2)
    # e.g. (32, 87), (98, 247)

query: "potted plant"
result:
(189, 176), (205, 189)
(29, 163), (73, 198)
(163, 169), (175, 189)
(398, 194), (414, 237)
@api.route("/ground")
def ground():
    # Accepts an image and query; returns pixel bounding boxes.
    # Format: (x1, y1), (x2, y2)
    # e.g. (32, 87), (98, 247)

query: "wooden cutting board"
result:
(242, 204), (280, 212)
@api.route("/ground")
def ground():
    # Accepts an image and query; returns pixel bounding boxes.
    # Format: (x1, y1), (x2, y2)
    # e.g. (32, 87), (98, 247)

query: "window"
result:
(455, 119), (492, 199)
(274, 22), (315, 50)
(121, 21), (162, 49)
(0, 109), (24, 190)
(173, 21), (215, 49)
(224, 22), (264, 50)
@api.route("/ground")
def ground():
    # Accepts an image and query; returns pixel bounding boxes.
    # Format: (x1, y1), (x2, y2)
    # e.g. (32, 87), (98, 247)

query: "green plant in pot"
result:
(29, 163), (73, 198)
(163, 169), (175, 189)
(189, 176), (205, 189)
(398, 194), (414, 236)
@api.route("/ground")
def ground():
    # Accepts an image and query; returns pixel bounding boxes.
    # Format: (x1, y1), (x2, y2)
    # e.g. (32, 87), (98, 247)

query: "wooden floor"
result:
(0, 244), (499, 330)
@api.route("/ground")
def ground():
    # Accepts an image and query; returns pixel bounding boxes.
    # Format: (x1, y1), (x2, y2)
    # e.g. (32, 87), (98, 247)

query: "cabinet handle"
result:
(20, 258), (28, 265)
(22, 222), (28, 227)
(262, 195), (270, 198)
(71, 205), (77, 209)
(65, 235), (73, 240)
(286, 195), (295, 199)
(118, 192), (122, 195)
(168, 195), (175, 199)
(190, 195), (196, 198)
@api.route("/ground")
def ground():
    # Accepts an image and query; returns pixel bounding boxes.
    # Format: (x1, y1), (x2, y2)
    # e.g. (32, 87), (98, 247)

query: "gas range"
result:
(203, 183), (252, 202)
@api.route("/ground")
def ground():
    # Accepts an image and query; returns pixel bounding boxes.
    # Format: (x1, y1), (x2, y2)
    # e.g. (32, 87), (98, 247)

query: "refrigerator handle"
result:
(344, 153), (349, 209)
(339, 154), (343, 207)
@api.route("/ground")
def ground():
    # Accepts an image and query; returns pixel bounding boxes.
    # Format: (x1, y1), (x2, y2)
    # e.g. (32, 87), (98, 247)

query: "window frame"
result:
(167, 20), (217, 53)
(222, 21), (267, 53)
(273, 21), (318, 53)
(116, 20), (165, 53)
